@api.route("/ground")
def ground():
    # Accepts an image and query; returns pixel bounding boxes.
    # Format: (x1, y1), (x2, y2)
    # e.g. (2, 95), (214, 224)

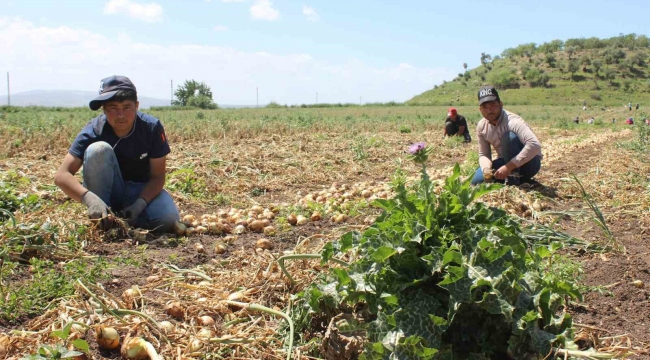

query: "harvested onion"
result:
(182, 214), (195, 225)
(310, 212), (322, 221)
(188, 337), (203, 352)
(214, 241), (227, 254)
(287, 214), (298, 226)
(199, 315), (215, 326)
(248, 220), (266, 232)
(234, 224), (246, 234)
(121, 336), (162, 360)
(263, 226), (276, 236)
(256, 238), (273, 250)
(296, 215), (308, 225)
(0, 335), (8, 357)
(228, 291), (245, 301)
(95, 325), (120, 350)
(158, 321), (174, 334)
(165, 301), (184, 319)
(194, 243), (205, 253)
(121, 286), (142, 310)
(197, 328), (214, 340)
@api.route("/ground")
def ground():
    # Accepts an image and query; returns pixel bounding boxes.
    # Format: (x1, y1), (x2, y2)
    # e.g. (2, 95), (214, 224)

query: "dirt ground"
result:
(1, 123), (649, 359)
(535, 139), (650, 358)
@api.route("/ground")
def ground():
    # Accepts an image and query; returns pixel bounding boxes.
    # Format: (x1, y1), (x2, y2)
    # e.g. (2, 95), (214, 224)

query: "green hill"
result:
(408, 34), (650, 106)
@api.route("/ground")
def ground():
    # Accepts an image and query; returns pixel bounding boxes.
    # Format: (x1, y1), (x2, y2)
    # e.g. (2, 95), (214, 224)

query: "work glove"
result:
(81, 191), (109, 219)
(120, 198), (148, 225)
(81, 191), (112, 229)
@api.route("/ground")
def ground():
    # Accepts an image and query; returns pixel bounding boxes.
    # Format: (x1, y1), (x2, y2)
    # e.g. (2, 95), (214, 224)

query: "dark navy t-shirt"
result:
(69, 112), (170, 183)
(444, 115), (469, 135)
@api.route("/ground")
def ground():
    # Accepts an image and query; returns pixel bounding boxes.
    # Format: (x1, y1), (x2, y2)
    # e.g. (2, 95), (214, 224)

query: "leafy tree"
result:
(592, 59), (603, 77)
(487, 67), (519, 89)
(525, 68), (550, 87)
(538, 39), (564, 53)
(603, 67), (616, 85)
(565, 38), (586, 50)
(567, 59), (580, 79)
(463, 63), (468, 71)
(188, 95), (218, 109)
(545, 53), (557, 67)
(565, 45), (576, 59)
(601, 47), (626, 65)
(480, 52), (492, 65)
(174, 80), (216, 108)
(623, 79), (632, 91)
(636, 35), (650, 48)
(633, 52), (647, 67)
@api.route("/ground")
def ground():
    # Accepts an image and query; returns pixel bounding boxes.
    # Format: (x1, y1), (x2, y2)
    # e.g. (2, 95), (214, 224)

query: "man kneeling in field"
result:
(470, 85), (542, 186)
(54, 75), (180, 232)
(443, 107), (471, 142)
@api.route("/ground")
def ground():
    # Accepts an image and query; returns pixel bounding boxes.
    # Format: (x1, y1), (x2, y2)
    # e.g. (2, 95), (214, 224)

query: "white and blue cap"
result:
(89, 75), (137, 110)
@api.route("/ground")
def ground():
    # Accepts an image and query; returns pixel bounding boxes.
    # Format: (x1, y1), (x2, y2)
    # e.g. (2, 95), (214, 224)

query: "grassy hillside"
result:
(409, 34), (650, 106)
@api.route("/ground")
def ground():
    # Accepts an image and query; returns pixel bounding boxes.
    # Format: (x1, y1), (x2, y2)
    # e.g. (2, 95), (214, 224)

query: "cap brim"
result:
(89, 90), (119, 110)
(478, 95), (498, 105)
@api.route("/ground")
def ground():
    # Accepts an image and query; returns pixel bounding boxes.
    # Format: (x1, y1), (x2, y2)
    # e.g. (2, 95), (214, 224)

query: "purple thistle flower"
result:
(408, 142), (426, 155)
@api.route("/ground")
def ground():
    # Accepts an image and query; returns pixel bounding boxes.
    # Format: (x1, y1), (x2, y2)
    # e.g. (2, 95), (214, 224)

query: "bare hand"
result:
(494, 165), (511, 180)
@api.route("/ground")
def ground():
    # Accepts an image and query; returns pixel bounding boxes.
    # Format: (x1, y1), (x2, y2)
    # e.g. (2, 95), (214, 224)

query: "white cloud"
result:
(302, 5), (319, 22)
(213, 25), (229, 31)
(250, 0), (279, 21)
(0, 18), (454, 104)
(103, 0), (163, 23)
(222, 0), (245, 2)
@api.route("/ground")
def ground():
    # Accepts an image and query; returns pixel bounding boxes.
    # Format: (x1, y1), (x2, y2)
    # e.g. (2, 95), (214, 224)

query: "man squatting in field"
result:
(443, 107), (471, 143)
(54, 75), (180, 232)
(470, 85), (542, 186)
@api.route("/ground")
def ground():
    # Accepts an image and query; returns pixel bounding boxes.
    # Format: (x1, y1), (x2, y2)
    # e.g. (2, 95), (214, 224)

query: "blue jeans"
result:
(82, 142), (180, 233)
(471, 132), (541, 185)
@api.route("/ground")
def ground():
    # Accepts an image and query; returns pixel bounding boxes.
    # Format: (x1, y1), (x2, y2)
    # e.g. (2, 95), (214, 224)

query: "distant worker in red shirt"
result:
(443, 107), (471, 143)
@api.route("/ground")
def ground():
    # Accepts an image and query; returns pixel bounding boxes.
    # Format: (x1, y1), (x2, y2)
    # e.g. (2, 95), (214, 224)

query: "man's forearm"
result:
(54, 172), (87, 202)
(505, 161), (518, 172)
(138, 175), (165, 204)
(478, 156), (492, 171)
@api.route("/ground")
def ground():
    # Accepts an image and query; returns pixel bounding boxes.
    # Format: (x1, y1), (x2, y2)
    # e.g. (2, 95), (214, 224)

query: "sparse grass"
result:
(0, 257), (109, 324)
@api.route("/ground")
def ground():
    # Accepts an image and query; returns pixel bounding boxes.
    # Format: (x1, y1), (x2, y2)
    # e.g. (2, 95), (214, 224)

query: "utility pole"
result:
(6, 72), (10, 106)
(170, 80), (173, 106)
(256, 87), (258, 108)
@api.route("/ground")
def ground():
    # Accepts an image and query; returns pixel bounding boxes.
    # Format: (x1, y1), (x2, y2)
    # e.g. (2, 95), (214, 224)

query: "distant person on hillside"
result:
(636, 103), (640, 110)
(443, 107), (471, 143)
(587, 117), (594, 124)
(573, 116), (579, 124)
(471, 85), (542, 186)
(628, 102), (632, 111)
(54, 75), (180, 233)
(583, 105), (587, 111)
(612, 118), (616, 124)
(626, 117), (634, 125)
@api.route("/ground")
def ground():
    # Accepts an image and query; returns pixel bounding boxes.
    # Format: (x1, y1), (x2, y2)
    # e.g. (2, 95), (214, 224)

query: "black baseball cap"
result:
(89, 75), (137, 110)
(477, 85), (500, 105)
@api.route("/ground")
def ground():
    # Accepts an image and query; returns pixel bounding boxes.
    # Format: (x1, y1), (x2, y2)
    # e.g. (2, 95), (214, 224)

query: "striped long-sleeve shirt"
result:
(477, 109), (542, 171)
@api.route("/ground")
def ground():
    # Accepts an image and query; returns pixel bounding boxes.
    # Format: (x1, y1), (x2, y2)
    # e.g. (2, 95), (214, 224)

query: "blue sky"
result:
(0, 0), (648, 104)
